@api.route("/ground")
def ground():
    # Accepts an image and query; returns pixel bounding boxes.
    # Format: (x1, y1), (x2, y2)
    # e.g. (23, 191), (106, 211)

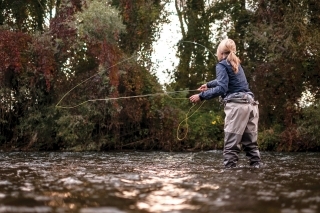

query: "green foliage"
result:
(56, 111), (95, 150)
(255, 103), (320, 152)
(76, 0), (125, 43)
(17, 106), (61, 150)
(171, 0), (320, 152)
(296, 103), (320, 151)
(113, 0), (166, 55)
(16, 105), (103, 151)
(258, 125), (282, 151)
(245, 0), (320, 129)
(0, 0), (49, 31)
(157, 88), (192, 150)
(1, 0), (170, 151)
(161, 87), (224, 150)
(187, 107), (224, 150)
(2, 0), (320, 152)
(173, 0), (216, 91)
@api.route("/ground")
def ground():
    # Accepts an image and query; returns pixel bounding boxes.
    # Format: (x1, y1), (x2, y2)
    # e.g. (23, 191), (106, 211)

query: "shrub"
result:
(258, 124), (282, 151)
(296, 103), (320, 151)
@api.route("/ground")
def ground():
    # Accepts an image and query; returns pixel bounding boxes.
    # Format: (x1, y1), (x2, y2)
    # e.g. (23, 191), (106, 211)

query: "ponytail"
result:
(227, 51), (241, 73)
(217, 38), (241, 73)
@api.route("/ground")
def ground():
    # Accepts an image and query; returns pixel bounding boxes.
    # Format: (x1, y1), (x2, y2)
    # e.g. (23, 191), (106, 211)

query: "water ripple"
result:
(0, 151), (319, 213)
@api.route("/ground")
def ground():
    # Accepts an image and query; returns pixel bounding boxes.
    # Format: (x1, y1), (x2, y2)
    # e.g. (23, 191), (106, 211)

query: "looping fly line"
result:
(55, 41), (213, 141)
(55, 54), (137, 109)
(56, 90), (198, 109)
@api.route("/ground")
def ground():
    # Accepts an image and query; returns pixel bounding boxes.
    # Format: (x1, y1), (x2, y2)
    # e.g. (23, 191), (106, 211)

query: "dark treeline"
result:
(0, 0), (320, 152)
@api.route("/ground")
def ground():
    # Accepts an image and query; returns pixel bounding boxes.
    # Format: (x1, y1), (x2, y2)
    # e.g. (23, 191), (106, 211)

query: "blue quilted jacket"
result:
(199, 59), (253, 100)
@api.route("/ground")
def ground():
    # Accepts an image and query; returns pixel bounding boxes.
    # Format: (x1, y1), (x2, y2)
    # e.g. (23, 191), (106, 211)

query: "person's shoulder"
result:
(218, 59), (230, 66)
(216, 60), (229, 70)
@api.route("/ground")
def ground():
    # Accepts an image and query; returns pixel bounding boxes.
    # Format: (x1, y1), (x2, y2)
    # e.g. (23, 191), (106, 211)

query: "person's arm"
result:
(206, 80), (218, 88)
(199, 63), (229, 100)
(198, 80), (217, 92)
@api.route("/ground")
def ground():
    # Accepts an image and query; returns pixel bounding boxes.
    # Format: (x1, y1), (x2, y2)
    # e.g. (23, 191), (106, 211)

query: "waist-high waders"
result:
(222, 93), (261, 168)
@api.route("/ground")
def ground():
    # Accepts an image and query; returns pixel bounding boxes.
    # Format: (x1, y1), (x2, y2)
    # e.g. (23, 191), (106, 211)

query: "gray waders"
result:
(223, 96), (261, 168)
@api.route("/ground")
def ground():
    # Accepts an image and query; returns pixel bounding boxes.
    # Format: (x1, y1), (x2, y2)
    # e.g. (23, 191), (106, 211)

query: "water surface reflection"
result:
(0, 151), (319, 213)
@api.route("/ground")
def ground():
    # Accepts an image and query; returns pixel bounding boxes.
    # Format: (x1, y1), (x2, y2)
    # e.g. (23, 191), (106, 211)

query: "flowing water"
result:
(0, 151), (319, 213)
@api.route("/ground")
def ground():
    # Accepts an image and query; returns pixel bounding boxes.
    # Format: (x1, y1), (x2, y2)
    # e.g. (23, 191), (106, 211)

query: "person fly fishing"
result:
(189, 38), (262, 169)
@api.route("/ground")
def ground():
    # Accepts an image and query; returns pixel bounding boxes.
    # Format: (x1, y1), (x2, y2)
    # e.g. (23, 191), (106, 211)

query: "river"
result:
(0, 151), (319, 213)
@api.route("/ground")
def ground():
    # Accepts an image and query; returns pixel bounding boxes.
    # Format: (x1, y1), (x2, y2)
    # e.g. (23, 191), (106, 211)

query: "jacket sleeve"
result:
(199, 63), (229, 100)
(207, 80), (218, 88)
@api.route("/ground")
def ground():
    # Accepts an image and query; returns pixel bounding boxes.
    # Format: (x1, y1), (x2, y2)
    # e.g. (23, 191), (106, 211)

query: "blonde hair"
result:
(216, 38), (241, 73)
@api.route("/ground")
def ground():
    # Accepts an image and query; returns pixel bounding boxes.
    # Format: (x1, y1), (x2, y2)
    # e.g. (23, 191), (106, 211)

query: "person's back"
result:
(218, 59), (251, 97)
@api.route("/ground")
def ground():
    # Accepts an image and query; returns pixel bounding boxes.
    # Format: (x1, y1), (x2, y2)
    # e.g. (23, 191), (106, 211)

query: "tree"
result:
(173, 0), (216, 91)
(1, 0), (177, 151)
(0, 0), (54, 32)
